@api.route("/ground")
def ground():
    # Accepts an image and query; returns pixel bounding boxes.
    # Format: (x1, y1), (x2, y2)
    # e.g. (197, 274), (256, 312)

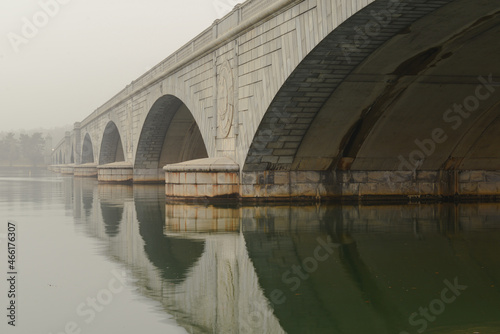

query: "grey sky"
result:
(0, 0), (232, 133)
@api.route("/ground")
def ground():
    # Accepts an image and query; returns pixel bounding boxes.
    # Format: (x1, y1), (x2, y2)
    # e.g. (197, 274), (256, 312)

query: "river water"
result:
(1, 169), (499, 334)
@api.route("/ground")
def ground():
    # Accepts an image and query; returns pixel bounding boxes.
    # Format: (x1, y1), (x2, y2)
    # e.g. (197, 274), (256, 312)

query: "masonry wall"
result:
(240, 170), (500, 200)
(61, 0), (375, 172)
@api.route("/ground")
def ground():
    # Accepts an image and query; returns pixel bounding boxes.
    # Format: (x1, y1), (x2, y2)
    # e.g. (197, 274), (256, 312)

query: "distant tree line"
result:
(0, 132), (48, 167)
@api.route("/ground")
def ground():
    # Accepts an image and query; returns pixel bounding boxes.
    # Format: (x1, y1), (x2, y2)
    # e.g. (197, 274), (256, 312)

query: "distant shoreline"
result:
(0, 165), (48, 170)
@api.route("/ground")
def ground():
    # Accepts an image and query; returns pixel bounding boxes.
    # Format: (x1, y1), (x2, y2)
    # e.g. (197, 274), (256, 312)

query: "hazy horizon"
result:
(0, 0), (233, 132)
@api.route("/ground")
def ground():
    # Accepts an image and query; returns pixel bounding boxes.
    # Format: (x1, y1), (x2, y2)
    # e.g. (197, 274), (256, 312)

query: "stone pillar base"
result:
(74, 163), (98, 177)
(164, 157), (240, 199)
(60, 164), (75, 175)
(97, 162), (133, 183)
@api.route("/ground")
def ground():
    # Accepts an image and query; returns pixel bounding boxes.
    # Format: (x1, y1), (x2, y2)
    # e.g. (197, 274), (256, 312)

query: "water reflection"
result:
(243, 205), (500, 333)
(135, 185), (205, 283)
(80, 178), (95, 217)
(0, 169), (65, 207)
(70, 179), (500, 334)
(99, 185), (131, 237)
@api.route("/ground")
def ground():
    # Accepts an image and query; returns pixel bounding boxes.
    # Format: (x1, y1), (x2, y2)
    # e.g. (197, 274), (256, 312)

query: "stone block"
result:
(196, 185), (208, 197)
(266, 184), (290, 197)
(262, 156), (279, 164)
(359, 183), (377, 196)
(367, 171), (389, 183)
(266, 141), (284, 149)
(399, 182), (420, 195)
(244, 155), (262, 164)
(241, 184), (256, 197)
(305, 171), (321, 183)
(184, 184), (198, 197)
(458, 171), (471, 182)
(470, 171), (486, 182)
(284, 123), (309, 130)
(290, 130), (306, 136)
(172, 184), (184, 197)
(416, 171), (438, 182)
(340, 171), (352, 183)
(278, 156), (294, 164)
(273, 149), (297, 156)
(478, 182), (500, 195)
(291, 183), (317, 197)
(242, 172), (257, 185)
(166, 172), (180, 184)
(351, 171), (368, 183)
(418, 182), (436, 195)
(386, 171), (413, 183)
(359, 182), (408, 196)
(217, 172), (238, 185)
(278, 135), (302, 142)
(207, 184), (216, 197)
(165, 183), (174, 195)
(283, 142), (300, 149)
(196, 172), (216, 184)
(274, 172), (289, 185)
(245, 184), (266, 198)
(459, 182), (478, 195)
(181, 172), (196, 184)
(485, 171), (500, 183)
(342, 183), (359, 196)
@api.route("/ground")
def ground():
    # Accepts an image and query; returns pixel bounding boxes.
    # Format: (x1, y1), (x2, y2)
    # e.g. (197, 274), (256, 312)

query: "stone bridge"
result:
(51, 0), (500, 200)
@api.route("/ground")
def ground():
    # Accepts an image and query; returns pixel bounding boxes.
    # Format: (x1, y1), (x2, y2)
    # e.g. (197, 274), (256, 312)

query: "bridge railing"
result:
(80, 0), (295, 128)
(53, 136), (66, 152)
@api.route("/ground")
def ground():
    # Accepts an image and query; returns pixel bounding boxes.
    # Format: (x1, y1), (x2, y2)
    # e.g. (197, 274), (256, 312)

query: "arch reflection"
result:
(98, 184), (132, 237)
(134, 185), (205, 283)
(243, 204), (500, 334)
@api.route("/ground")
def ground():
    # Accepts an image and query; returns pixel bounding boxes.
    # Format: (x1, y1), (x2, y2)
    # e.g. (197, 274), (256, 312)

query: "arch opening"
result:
(243, 0), (500, 174)
(99, 121), (125, 165)
(134, 95), (208, 182)
(81, 134), (95, 164)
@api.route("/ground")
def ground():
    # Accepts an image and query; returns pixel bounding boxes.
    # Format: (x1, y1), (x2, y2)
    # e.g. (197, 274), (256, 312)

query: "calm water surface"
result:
(1, 169), (500, 334)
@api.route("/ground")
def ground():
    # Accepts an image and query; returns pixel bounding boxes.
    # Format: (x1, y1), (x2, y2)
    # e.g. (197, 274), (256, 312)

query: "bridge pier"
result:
(48, 165), (62, 173)
(164, 158), (240, 200)
(60, 164), (75, 175)
(164, 164), (500, 201)
(97, 162), (133, 183)
(49, 161), (500, 200)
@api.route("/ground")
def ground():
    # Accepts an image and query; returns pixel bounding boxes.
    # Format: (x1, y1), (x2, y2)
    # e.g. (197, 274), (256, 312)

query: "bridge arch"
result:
(243, 0), (500, 173)
(81, 133), (95, 164)
(99, 121), (125, 165)
(134, 94), (208, 182)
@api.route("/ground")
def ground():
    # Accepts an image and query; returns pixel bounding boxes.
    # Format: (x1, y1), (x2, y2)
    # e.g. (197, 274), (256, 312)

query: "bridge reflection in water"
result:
(72, 178), (500, 334)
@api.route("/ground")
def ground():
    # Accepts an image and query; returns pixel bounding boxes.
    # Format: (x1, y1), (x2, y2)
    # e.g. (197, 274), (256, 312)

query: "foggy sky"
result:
(0, 0), (230, 133)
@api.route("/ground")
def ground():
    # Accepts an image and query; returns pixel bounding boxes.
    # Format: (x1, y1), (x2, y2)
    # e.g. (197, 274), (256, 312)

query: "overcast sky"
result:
(0, 0), (233, 133)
